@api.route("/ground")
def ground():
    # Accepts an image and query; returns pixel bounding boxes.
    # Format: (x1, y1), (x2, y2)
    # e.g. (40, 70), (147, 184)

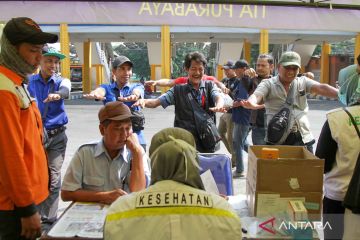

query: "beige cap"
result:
(279, 51), (301, 68)
(98, 101), (133, 123)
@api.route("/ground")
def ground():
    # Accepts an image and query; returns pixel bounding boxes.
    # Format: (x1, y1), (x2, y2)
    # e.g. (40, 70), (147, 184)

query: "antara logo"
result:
(259, 217), (276, 234)
(259, 217), (333, 235)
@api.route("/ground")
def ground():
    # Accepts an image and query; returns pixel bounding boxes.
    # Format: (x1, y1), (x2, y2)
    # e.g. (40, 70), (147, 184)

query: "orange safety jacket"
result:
(0, 65), (48, 217)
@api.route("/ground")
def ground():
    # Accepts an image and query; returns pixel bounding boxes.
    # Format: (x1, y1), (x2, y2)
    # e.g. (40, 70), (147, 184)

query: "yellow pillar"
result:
(150, 64), (157, 80)
(320, 42), (331, 84)
(300, 65), (306, 74)
(83, 41), (92, 93)
(161, 25), (171, 79)
(59, 23), (70, 79)
(150, 64), (161, 92)
(0, 23), (4, 38)
(243, 39), (252, 64)
(217, 65), (223, 80)
(259, 29), (269, 54)
(355, 33), (360, 64)
(95, 64), (104, 87)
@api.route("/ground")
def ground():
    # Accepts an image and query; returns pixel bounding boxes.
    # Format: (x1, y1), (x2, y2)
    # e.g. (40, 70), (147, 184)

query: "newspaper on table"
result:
(47, 202), (108, 239)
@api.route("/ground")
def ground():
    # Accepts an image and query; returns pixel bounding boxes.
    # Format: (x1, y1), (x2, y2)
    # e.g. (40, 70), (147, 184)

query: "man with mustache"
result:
(134, 51), (226, 153)
(61, 101), (150, 205)
(240, 51), (338, 152)
(27, 46), (70, 229)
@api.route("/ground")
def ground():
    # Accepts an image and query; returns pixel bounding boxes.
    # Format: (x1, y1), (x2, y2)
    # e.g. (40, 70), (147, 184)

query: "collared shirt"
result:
(100, 81), (145, 144)
(28, 73), (70, 129)
(61, 140), (151, 193)
(159, 80), (221, 109)
(253, 75), (317, 143)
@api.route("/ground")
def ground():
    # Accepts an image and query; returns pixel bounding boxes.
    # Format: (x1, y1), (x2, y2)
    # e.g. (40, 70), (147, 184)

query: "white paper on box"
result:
(200, 170), (220, 195)
(289, 178), (300, 190)
(256, 194), (280, 216)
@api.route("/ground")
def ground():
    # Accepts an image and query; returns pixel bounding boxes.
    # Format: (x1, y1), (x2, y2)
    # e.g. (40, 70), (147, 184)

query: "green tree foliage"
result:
(171, 42), (214, 77)
(113, 42), (151, 80)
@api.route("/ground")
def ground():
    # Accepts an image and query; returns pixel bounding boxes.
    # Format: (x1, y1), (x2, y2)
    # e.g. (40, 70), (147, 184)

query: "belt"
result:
(47, 126), (66, 137)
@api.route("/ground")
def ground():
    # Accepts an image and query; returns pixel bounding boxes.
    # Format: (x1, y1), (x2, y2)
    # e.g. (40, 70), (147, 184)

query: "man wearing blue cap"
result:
(27, 45), (71, 229)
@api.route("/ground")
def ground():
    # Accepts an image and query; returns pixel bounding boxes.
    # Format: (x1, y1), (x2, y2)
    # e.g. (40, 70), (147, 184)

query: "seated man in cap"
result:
(61, 101), (150, 205)
(83, 56), (147, 151)
(27, 45), (71, 227)
(104, 127), (242, 240)
(0, 17), (58, 239)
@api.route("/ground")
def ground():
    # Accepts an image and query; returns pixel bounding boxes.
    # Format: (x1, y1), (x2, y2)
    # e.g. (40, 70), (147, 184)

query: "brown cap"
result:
(98, 101), (133, 123)
(4, 17), (58, 45)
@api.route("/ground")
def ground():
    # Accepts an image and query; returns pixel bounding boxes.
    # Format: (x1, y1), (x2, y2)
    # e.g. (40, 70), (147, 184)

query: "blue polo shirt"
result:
(28, 73), (68, 130)
(100, 82), (146, 145)
(232, 79), (251, 125)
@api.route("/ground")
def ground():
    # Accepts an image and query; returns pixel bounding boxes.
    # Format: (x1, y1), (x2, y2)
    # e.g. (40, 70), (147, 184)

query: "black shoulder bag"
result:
(187, 83), (221, 152)
(266, 80), (297, 145)
(342, 107), (360, 214)
(114, 89), (145, 132)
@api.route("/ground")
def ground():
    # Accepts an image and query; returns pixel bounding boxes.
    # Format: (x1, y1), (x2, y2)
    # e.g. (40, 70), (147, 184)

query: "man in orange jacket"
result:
(0, 17), (58, 239)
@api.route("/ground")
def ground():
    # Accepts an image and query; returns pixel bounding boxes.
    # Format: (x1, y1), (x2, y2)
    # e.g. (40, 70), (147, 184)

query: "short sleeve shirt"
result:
(61, 140), (151, 193)
(159, 80), (220, 109)
(28, 73), (69, 129)
(253, 75), (318, 143)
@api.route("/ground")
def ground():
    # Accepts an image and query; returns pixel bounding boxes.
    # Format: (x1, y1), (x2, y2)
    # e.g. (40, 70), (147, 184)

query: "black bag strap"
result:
(343, 107), (360, 138)
(42, 81), (55, 124)
(188, 91), (209, 117)
(285, 78), (297, 106)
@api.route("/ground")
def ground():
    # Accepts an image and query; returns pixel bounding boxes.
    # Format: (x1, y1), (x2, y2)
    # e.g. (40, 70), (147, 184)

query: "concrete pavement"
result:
(58, 98), (342, 213)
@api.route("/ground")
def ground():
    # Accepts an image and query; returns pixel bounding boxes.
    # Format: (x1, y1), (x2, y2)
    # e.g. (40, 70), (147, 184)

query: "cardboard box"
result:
(288, 200), (308, 221)
(246, 182), (322, 221)
(247, 146), (324, 193)
(261, 147), (279, 159)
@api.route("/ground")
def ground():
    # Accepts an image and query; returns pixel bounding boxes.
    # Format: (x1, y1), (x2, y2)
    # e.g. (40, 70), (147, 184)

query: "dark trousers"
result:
(323, 196), (345, 240)
(0, 210), (26, 240)
(282, 132), (315, 153)
(38, 131), (67, 227)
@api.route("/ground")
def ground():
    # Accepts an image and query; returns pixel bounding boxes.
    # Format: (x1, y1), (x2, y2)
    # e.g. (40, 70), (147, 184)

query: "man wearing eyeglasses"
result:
(240, 51), (338, 152)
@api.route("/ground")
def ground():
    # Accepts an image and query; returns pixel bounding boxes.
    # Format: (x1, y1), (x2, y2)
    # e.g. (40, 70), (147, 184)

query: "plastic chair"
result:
(198, 153), (233, 196)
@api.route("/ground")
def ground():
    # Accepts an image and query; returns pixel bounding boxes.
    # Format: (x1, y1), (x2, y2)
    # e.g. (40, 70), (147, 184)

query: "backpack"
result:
(266, 80), (297, 145)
